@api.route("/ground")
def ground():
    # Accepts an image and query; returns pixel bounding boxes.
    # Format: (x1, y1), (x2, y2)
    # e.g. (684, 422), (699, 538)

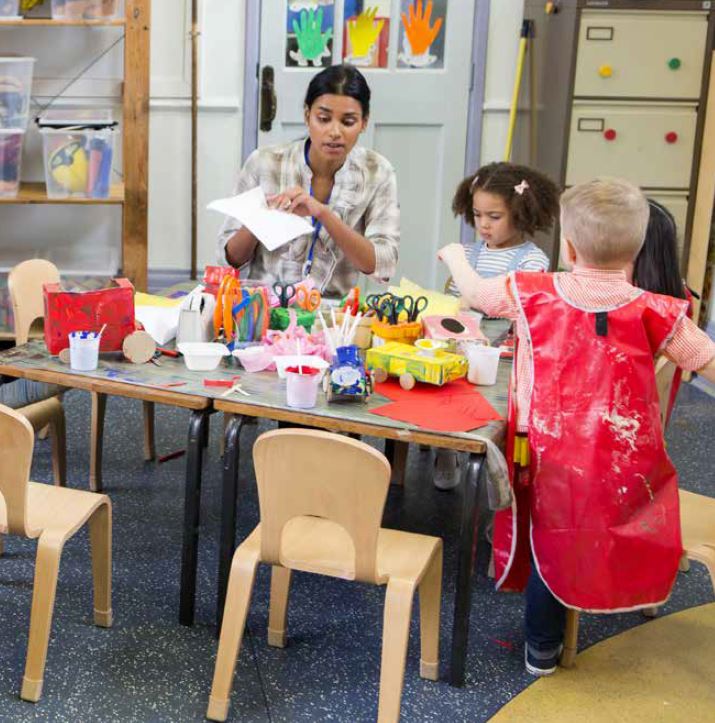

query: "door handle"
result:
(260, 66), (277, 132)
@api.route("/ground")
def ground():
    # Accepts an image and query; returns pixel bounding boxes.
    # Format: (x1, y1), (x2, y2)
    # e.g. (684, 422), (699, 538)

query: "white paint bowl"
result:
(177, 342), (230, 371)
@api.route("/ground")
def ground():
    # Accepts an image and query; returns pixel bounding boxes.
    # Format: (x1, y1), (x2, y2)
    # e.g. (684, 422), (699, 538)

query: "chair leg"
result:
(206, 551), (260, 722)
(143, 401), (156, 462)
(49, 405), (67, 487)
(219, 413), (232, 458)
(268, 566), (292, 648)
(90, 392), (106, 493)
(377, 579), (415, 723)
(560, 609), (579, 668)
(418, 546), (443, 681)
(21, 534), (64, 703)
(88, 502), (113, 628)
(0, 533), (4, 556)
(679, 552), (690, 573)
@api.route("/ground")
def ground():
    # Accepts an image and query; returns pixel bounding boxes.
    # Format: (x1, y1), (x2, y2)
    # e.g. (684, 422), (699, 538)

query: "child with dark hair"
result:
(446, 162), (560, 297)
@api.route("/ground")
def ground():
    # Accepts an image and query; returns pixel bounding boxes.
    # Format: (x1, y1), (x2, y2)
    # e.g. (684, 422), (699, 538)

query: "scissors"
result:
(366, 293), (391, 320)
(273, 282), (296, 308)
(378, 297), (403, 325)
(295, 286), (321, 312)
(402, 295), (428, 322)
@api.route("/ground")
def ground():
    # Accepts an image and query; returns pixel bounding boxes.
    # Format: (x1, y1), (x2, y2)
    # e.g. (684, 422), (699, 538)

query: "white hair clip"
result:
(469, 175), (480, 191)
(514, 180), (529, 195)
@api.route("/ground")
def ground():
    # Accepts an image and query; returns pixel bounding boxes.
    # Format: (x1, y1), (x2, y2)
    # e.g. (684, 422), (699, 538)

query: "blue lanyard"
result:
(303, 140), (330, 277)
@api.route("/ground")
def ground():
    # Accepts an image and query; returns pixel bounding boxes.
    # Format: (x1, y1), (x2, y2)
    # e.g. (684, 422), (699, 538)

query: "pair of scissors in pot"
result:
(273, 282), (296, 308)
(295, 286), (321, 312)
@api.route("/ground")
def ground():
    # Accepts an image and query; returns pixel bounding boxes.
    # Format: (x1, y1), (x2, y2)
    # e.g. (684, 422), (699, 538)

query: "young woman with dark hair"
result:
(218, 64), (400, 296)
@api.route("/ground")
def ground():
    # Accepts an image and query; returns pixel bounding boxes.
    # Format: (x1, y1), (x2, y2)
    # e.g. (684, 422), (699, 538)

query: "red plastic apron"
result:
(493, 272), (688, 611)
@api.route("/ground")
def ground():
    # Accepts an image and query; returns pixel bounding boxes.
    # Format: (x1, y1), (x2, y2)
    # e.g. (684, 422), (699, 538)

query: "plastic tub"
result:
(285, 366), (322, 409)
(0, 128), (24, 198)
(39, 121), (116, 199)
(0, 57), (34, 129)
(275, 355), (329, 379)
(0, 0), (20, 20)
(465, 344), (501, 386)
(52, 0), (119, 19)
(69, 331), (101, 371)
(177, 342), (230, 371)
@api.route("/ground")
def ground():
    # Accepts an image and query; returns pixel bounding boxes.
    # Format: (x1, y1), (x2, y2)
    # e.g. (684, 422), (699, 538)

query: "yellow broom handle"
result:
(504, 22), (531, 161)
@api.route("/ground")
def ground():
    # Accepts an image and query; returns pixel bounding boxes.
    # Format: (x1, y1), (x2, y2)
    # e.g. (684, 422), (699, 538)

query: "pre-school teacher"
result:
(217, 64), (400, 296)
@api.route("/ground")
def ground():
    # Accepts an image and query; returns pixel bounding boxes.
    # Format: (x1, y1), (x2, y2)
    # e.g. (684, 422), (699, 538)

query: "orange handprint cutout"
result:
(401, 1), (443, 63)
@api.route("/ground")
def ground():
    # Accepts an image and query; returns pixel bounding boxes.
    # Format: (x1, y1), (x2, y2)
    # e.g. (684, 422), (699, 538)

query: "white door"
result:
(257, 0), (476, 291)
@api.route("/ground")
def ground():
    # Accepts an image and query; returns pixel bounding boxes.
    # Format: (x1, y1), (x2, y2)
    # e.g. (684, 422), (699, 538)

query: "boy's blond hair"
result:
(560, 178), (649, 267)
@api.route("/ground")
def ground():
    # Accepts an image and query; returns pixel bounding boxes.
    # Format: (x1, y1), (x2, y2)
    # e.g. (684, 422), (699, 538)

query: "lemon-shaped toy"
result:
(49, 139), (88, 193)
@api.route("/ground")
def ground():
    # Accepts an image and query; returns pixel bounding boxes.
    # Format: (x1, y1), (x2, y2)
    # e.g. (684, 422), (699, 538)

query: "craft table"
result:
(213, 321), (510, 688)
(0, 341), (241, 628)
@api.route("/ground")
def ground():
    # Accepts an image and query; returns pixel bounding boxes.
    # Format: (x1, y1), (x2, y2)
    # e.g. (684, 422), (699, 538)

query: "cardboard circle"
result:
(122, 331), (156, 364)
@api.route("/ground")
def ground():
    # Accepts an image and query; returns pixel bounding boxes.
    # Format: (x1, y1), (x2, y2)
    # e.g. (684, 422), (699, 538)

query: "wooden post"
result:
(123, 0), (151, 292)
(687, 52), (715, 326)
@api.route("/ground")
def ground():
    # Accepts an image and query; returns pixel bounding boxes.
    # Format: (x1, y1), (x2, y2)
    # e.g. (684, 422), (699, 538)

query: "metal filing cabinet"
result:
(514, 0), (715, 270)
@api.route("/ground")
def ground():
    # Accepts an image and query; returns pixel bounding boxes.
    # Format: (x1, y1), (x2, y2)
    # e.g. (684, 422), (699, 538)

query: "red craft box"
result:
(43, 278), (135, 355)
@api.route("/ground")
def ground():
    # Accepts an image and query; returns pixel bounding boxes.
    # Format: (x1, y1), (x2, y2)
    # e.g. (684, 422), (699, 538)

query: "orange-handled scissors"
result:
(295, 286), (321, 312)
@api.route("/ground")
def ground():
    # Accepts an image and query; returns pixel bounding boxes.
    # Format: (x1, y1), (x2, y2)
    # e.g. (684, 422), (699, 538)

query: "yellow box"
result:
(366, 342), (467, 387)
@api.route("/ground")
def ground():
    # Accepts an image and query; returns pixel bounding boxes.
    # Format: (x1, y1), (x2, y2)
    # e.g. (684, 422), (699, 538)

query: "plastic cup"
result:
(68, 331), (100, 371)
(285, 366), (321, 409)
(466, 344), (501, 385)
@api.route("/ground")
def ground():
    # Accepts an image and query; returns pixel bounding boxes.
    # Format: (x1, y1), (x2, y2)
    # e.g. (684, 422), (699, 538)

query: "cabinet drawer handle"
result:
(603, 129), (617, 141)
(665, 131), (678, 144)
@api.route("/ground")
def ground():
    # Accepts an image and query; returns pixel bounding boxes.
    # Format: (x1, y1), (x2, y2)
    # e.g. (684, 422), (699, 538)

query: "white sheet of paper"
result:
(208, 187), (314, 252)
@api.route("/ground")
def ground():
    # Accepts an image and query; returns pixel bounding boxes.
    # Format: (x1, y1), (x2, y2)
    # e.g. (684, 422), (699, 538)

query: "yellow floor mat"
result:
(492, 603), (715, 722)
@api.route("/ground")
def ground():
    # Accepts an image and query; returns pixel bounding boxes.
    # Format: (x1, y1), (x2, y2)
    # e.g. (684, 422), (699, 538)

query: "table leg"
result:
(384, 439), (409, 486)
(450, 452), (487, 687)
(90, 391), (107, 492)
(142, 401), (156, 461)
(179, 408), (211, 626)
(216, 414), (245, 631)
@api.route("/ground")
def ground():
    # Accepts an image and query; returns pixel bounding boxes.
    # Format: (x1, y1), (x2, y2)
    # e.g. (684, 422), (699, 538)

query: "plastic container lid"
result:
(36, 108), (117, 131)
(0, 128), (25, 135)
(0, 56), (36, 62)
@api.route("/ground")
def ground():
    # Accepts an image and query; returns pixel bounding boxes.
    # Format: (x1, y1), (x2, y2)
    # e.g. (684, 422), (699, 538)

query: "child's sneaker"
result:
(524, 643), (563, 677)
(433, 449), (460, 490)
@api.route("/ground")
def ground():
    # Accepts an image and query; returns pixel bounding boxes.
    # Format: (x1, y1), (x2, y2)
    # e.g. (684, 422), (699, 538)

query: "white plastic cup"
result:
(285, 368), (321, 409)
(68, 331), (100, 371)
(466, 344), (501, 386)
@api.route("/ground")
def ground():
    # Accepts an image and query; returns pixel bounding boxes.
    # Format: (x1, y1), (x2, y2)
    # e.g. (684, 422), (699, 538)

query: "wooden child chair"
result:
(7, 259), (66, 487)
(0, 404), (112, 702)
(8, 259), (156, 491)
(561, 357), (713, 668)
(207, 429), (443, 723)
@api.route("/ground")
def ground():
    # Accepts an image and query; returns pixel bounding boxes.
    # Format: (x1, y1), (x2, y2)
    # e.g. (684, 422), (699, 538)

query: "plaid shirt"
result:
(217, 139), (400, 297)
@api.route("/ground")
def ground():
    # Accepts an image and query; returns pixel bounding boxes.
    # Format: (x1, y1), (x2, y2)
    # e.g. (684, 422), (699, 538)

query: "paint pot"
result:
(285, 365), (321, 409)
(465, 344), (501, 386)
(68, 330), (100, 371)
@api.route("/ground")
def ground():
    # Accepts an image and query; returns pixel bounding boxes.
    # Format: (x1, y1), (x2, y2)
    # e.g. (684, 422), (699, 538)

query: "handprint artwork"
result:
(343, 2), (389, 68)
(399, 0), (446, 68)
(286, 2), (335, 68)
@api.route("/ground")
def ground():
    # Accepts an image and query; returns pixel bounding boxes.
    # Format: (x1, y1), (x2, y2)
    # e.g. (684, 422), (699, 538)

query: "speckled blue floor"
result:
(0, 383), (712, 722)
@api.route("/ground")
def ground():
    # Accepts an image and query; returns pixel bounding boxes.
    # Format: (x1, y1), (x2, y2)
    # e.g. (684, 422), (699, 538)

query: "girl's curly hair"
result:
(452, 162), (560, 237)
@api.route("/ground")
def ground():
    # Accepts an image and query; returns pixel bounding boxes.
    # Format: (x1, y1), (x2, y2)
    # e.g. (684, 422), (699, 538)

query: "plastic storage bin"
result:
(0, 128), (24, 198)
(0, 0), (21, 20)
(51, 0), (119, 19)
(38, 111), (117, 199)
(0, 57), (35, 129)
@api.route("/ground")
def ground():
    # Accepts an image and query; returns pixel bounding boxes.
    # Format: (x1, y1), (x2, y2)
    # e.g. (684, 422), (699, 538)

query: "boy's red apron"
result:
(493, 272), (687, 611)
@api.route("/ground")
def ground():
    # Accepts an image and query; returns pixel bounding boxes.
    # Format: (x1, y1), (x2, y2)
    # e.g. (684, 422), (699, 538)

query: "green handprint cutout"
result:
(290, 7), (333, 68)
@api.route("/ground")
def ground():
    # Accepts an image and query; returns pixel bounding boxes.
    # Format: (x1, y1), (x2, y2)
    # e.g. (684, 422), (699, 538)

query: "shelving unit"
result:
(0, 0), (150, 291)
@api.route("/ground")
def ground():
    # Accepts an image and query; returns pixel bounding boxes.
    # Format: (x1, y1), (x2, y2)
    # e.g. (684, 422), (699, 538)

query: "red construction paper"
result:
(370, 385), (502, 433)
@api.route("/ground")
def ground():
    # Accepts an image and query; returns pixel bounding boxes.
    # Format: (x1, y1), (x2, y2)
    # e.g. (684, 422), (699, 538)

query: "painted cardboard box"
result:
(366, 342), (467, 387)
(43, 278), (135, 354)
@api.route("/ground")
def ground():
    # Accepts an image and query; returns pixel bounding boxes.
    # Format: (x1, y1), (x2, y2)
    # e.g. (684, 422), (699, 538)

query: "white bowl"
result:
(177, 342), (230, 371)
(274, 355), (329, 379)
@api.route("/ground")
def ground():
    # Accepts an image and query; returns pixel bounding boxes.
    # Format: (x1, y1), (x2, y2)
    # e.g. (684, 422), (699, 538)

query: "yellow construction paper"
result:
(134, 292), (183, 308)
(388, 277), (460, 318)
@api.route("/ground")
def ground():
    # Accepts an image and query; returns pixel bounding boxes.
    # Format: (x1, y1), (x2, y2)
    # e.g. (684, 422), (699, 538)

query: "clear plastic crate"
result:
(0, 128), (24, 198)
(51, 0), (119, 20)
(38, 112), (116, 199)
(0, 0), (21, 21)
(0, 57), (35, 129)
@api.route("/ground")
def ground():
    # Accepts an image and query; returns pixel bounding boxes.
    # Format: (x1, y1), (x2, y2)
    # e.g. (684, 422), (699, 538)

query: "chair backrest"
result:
(253, 429), (391, 584)
(655, 356), (678, 429)
(8, 259), (60, 345)
(0, 404), (39, 538)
